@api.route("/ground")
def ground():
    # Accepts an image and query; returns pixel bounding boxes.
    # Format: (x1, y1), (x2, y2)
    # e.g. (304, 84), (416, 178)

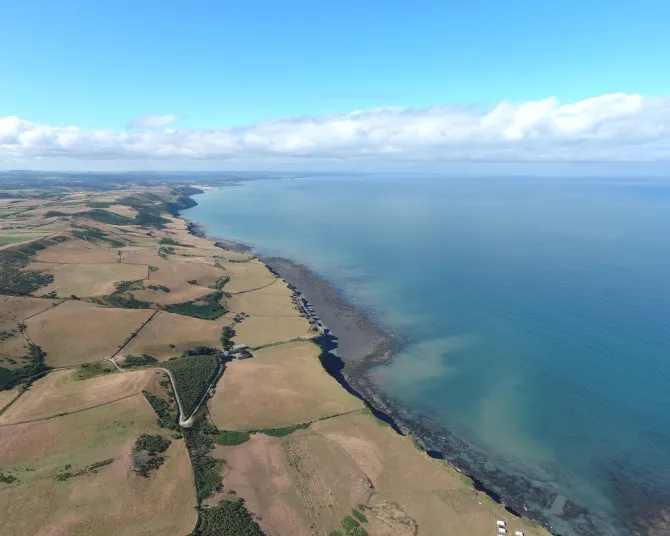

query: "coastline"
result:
(181, 212), (560, 535)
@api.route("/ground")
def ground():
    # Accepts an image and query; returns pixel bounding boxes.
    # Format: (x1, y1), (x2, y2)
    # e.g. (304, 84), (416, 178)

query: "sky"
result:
(1, 0), (670, 171)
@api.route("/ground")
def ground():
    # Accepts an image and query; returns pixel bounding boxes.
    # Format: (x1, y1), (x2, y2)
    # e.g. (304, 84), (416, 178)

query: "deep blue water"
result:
(184, 175), (670, 536)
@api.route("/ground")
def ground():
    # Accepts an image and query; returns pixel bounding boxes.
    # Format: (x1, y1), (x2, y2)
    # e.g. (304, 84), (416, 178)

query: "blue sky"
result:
(2, 0), (670, 129)
(1, 1), (670, 169)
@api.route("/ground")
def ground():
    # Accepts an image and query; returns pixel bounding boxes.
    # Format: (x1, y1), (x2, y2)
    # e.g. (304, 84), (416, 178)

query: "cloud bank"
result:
(2, 94), (669, 164)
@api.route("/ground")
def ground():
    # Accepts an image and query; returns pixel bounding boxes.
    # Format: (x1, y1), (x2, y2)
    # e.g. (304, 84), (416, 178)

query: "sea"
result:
(182, 174), (670, 536)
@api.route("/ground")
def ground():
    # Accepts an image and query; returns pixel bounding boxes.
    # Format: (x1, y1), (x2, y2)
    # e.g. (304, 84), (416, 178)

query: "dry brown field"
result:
(312, 412), (547, 536)
(25, 300), (154, 366)
(28, 262), (148, 297)
(34, 239), (120, 263)
(0, 394), (197, 536)
(0, 368), (160, 425)
(0, 334), (31, 362)
(0, 387), (20, 413)
(105, 204), (138, 218)
(232, 314), (313, 348)
(226, 281), (300, 316)
(210, 433), (317, 536)
(0, 297), (60, 362)
(0, 296), (60, 331)
(132, 280), (213, 305)
(209, 341), (363, 430)
(223, 259), (278, 293)
(212, 412), (549, 536)
(120, 311), (228, 360)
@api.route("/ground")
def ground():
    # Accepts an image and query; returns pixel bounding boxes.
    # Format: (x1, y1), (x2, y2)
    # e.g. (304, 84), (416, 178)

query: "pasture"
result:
(29, 262), (148, 297)
(0, 394), (197, 536)
(0, 368), (160, 425)
(209, 341), (363, 430)
(121, 311), (229, 360)
(25, 300), (154, 366)
(232, 314), (313, 348)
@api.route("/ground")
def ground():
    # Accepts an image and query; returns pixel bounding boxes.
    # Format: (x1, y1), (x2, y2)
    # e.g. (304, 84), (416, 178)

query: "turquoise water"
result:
(184, 175), (670, 535)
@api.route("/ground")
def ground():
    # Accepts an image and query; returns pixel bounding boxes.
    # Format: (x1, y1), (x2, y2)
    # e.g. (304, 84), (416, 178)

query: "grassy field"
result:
(25, 300), (154, 366)
(211, 412), (549, 536)
(0, 395), (197, 536)
(28, 262), (147, 297)
(0, 368), (160, 425)
(0, 387), (21, 413)
(223, 259), (277, 293)
(0, 296), (61, 331)
(209, 341), (363, 430)
(34, 239), (120, 263)
(121, 311), (229, 360)
(232, 314), (313, 348)
(226, 280), (301, 316)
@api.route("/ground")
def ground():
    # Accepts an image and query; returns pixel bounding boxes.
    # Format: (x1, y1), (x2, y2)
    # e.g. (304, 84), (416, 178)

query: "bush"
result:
(74, 209), (135, 226)
(132, 433), (171, 477)
(159, 238), (194, 248)
(71, 226), (125, 248)
(74, 361), (115, 380)
(259, 423), (309, 437)
(194, 500), (264, 536)
(162, 354), (219, 417)
(143, 390), (178, 430)
(0, 343), (47, 391)
(123, 354), (157, 367)
(147, 284), (170, 293)
(217, 431), (250, 446)
(183, 428), (223, 502)
(135, 434), (171, 454)
(352, 508), (368, 523)
(164, 292), (227, 320)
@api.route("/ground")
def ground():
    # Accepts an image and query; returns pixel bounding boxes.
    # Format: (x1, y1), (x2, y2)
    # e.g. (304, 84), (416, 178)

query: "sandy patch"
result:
(26, 300), (154, 366)
(209, 341), (363, 430)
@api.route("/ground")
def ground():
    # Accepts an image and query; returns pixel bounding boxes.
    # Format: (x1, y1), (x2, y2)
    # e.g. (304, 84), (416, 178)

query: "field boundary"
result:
(111, 309), (159, 358)
(0, 391), (142, 428)
(226, 276), (280, 295)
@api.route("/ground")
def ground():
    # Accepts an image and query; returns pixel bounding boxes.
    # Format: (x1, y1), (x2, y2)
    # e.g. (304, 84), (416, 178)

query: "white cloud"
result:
(2, 93), (670, 164)
(127, 113), (181, 129)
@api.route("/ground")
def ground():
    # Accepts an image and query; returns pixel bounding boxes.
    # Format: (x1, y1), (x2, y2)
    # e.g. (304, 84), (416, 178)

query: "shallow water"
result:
(184, 175), (670, 535)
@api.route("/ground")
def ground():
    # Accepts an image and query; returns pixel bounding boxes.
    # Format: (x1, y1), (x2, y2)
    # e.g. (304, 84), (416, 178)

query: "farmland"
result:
(0, 395), (197, 536)
(209, 341), (364, 430)
(28, 262), (148, 297)
(0, 368), (159, 425)
(25, 300), (154, 366)
(121, 311), (230, 360)
(0, 183), (552, 536)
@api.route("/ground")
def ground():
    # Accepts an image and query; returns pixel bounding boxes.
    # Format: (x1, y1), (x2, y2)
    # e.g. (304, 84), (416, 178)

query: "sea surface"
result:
(183, 175), (670, 536)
